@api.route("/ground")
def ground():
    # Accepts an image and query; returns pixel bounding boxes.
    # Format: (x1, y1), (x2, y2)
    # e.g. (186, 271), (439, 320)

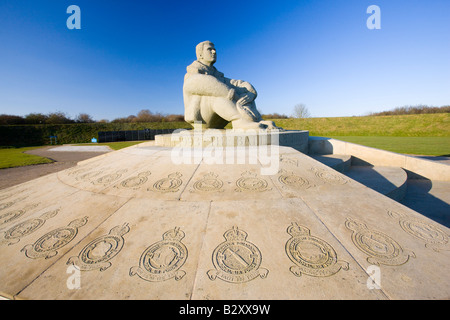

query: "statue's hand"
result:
(237, 92), (256, 105)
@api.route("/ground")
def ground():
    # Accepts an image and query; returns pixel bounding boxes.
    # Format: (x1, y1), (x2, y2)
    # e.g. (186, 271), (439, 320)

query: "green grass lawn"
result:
(0, 147), (53, 169)
(325, 136), (450, 156)
(269, 113), (450, 156)
(0, 142), (145, 170)
(272, 113), (450, 137)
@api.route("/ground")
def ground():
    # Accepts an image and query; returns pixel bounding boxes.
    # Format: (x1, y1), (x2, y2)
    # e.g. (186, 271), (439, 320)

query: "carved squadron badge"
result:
(67, 223), (130, 271)
(388, 210), (449, 252)
(92, 169), (128, 186)
(285, 223), (349, 277)
(207, 226), (269, 283)
(235, 171), (271, 192)
(191, 172), (224, 193)
(345, 218), (415, 266)
(22, 217), (88, 259)
(0, 202), (40, 228)
(0, 208), (60, 246)
(130, 227), (188, 282)
(310, 167), (350, 185)
(118, 171), (151, 190)
(150, 172), (183, 193)
(278, 169), (313, 189)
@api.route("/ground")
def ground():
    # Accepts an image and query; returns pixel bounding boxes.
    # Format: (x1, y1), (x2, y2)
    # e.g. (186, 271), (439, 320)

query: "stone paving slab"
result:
(16, 199), (210, 300)
(191, 198), (385, 300)
(0, 141), (448, 300)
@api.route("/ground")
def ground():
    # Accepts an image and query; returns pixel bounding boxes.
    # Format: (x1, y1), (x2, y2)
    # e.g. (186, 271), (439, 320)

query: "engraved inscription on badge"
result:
(345, 218), (415, 266)
(67, 223), (130, 271)
(0, 203), (40, 227)
(118, 171), (151, 190)
(285, 222), (349, 277)
(22, 217), (88, 259)
(149, 173), (183, 193)
(130, 227), (188, 282)
(191, 172), (224, 193)
(0, 208), (60, 246)
(278, 170), (313, 189)
(92, 169), (128, 186)
(388, 210), (449, 252)
(310, 167), (350, 185)
(235, 171), (271, 192)
(207, 226), (269, 283)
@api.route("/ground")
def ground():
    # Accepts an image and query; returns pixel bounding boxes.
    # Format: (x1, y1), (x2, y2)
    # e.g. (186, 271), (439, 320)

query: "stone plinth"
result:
(155, 129), (309, 153)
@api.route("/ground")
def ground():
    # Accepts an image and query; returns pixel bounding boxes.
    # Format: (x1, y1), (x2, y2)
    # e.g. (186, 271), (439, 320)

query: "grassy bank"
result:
(269, 113), (449, 156)
(272, 113), (449, 137)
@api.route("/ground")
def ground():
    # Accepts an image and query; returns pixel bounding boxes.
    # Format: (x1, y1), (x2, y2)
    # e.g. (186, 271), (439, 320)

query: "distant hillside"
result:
(271, 113), (450, 137)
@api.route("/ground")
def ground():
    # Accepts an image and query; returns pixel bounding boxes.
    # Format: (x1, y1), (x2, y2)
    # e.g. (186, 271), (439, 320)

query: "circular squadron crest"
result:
(285, 223), (349, 277)
(207, 226), (269, 283)
(235, 171), (270, 192)
(192, 172), (223, 192)
(345, 218), (415, 266)
(0, 202), (39, 228)
(278, 169), (313, 189)
(119, 171), (151, 189)
(150, 173), (183, 193)
(67, 223), (130, 271)
(92, 169), (128, 186)
(22, 217), (88, 260)
(0, 208), (59, 246)
(130, 227), (187, 282)
(310, 167), (350, 185)
(387, 210), (449, 252)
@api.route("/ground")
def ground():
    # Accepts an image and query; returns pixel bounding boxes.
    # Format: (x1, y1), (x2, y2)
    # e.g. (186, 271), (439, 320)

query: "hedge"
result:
(0, 122), (190, 147)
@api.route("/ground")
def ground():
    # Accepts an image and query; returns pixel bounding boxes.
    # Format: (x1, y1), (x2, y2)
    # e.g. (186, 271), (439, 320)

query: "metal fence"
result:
(98, 129), (182, 143)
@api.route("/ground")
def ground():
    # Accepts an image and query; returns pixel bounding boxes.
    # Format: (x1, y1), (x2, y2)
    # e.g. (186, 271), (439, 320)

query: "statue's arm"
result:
(227, 78), (257, 96)
(184, 74), (235, 100)
(225, 78), (257, 105)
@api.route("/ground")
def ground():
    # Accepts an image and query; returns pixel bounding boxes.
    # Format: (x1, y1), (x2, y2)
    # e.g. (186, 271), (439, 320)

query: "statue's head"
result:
(196, 41), (216, 66)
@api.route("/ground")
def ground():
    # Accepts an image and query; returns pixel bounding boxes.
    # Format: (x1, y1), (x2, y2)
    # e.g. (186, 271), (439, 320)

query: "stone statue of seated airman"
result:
(183, 41), (281, 130)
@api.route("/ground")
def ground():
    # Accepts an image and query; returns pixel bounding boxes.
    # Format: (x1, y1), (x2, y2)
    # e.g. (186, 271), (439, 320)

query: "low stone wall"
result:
(309, 136), (450, 181)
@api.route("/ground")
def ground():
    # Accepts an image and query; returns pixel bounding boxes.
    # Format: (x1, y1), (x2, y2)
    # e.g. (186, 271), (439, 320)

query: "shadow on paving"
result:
(400, 179), (450, 228)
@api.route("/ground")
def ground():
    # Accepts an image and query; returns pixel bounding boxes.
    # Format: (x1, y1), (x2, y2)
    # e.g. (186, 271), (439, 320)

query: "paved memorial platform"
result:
(0, 139), (449, 300)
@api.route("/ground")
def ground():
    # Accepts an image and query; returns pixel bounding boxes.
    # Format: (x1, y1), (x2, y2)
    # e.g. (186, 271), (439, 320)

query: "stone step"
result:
(400, 179), (450, 228)
(344, 166), (408, 201)
(309, 154), (351, 173)
(310, 154), (408, 201)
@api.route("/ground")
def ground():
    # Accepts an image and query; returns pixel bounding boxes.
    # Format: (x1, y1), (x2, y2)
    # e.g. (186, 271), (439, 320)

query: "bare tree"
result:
(75, 113), (95, 123)
(46, 111), (74, 124)
(292, 104), (311, 119)
(136, 109), (163, 122)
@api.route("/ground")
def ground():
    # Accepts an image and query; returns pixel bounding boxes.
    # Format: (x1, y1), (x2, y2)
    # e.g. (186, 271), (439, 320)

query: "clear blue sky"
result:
(0, 0), (449, 120)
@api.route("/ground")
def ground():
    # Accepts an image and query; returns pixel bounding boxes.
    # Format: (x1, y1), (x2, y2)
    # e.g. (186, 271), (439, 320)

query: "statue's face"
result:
(200, 43), (217, 65)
